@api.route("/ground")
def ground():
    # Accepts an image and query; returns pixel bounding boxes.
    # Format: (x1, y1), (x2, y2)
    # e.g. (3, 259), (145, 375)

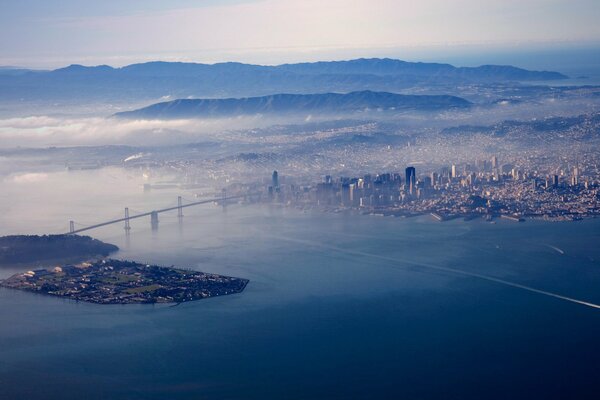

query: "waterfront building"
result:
(349, 183), (357, 205)
(341, 183), (351, 206)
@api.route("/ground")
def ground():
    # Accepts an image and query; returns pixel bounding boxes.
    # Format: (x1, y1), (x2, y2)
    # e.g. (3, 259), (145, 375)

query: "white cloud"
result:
(0, 114), (287, 148)
(8, 172), (49, 183)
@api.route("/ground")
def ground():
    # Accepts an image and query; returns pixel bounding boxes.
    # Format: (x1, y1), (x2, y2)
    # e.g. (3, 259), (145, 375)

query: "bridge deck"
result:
(67, 195), (246, 235)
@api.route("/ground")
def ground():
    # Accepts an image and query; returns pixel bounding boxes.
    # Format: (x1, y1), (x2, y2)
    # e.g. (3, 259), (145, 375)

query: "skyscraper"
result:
(491, 156), (498, 169)
(272, 170), (279, 188)
(349, 183), (356, 205)
(430, 172), (438, 186)
(405, 167), (416, 193)
(341, 183), (351, 206)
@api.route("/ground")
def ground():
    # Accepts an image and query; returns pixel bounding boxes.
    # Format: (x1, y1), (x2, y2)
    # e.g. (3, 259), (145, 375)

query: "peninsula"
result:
(0, 235), (118, 266)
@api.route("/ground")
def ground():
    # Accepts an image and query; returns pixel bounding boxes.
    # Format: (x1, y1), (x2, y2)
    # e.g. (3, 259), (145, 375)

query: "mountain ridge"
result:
(45, 58), (566, 80)
(0, 58), (567, 104)
(114, 90), (472, 119)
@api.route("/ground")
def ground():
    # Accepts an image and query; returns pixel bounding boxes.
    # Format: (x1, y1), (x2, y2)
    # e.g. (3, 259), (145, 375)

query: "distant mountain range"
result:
(0, 58), (567, 104)
(114, 90), (472, 119)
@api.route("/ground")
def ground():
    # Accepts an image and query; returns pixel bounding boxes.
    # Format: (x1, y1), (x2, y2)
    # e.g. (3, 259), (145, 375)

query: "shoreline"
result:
(284, 203), (597, 223)
(0, 259), (249, 306)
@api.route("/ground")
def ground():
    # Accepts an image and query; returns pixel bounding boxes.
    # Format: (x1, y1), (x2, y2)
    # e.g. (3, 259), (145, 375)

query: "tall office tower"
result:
(325, 175), (332, 184)
(440, 166), (450, 179)
(553, 175), (559, 188)
(491, 156), (498, 169)
(272, 170), (279, 188)
(430, 172), (438, 186)
(378, 173), (391, 183)
(341, 183), (351, 206)
(572, 167), (579, 185)
(424, 176), (432, 189)
(349, 183), (356, 205)
(451, 164), (458, 178)
(316, 182), (334, 205)
(467, 173), (476, 186)
(511, 168), (519, 180)
(484, 160), (491, 172)
(405, 167), (416, 192)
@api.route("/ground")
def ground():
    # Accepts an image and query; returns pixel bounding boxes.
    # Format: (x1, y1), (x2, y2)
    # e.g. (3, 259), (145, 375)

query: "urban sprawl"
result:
(251, 159), (599, 221)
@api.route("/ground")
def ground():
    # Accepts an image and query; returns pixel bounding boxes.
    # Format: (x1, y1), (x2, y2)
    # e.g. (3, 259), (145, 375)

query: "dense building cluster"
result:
(0, 259), (248, 304)
(257, 159), (600, 221)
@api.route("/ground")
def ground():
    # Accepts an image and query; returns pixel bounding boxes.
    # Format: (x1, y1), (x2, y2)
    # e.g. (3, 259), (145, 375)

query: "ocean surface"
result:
(1, 168), (600, 399)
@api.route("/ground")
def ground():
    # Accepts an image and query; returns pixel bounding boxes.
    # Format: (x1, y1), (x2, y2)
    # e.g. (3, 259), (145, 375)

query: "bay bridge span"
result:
(66, 193), (249, 235)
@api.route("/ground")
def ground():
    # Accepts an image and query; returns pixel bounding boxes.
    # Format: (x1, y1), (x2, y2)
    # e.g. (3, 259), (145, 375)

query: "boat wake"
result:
(259, 231), (600, 310)
(544, 244), (565, 255)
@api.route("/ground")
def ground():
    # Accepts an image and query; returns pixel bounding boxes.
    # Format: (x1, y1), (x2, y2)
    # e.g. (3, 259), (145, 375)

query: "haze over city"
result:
(1, 1), (599, 399)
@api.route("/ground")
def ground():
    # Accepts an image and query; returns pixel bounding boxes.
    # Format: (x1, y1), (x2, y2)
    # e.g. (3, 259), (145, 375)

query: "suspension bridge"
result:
(66, 192), (251, 235)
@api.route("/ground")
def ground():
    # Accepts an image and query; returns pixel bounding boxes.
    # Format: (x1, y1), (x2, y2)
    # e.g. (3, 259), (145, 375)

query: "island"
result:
(0, 259), (249, 304)
(0, 235), (118, 266)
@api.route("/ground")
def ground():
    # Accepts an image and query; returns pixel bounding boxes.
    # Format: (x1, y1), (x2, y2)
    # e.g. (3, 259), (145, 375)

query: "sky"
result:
(0, 0), (599, 68)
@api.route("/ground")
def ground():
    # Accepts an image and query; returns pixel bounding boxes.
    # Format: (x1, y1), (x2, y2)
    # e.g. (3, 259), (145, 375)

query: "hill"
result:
(0, 235), (119, 266)
(114, 90), (472, 119)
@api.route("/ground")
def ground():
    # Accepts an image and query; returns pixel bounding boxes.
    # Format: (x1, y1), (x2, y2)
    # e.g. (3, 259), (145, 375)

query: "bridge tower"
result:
(221, 188), (227, 210)
(124, 207), (131, 231)
(177, 196), (183, 218)
(69, 220), (75, 234)
(150, 211), (159, 230)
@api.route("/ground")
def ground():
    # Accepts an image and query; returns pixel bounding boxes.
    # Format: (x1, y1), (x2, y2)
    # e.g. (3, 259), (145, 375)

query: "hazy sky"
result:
(1, 0), (599, 68)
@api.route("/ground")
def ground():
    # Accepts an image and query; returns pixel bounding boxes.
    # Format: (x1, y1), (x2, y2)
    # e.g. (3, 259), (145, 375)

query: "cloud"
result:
(8, 172), (49, 183)
(0, 114), (291, 148)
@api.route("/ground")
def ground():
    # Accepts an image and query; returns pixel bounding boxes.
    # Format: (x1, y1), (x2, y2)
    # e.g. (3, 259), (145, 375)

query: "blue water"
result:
(1, 203), (600, 399)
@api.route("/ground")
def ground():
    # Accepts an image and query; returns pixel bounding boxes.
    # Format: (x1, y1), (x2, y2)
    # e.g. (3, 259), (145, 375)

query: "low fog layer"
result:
(0, 91), (598, 149)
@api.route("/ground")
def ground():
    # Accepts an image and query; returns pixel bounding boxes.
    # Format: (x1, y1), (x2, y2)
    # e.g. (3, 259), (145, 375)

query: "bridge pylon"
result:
(124, 207), (131, 231)
(150, 211), (159, 230)
(69, 220), (75, 234)
(177, 196), (183, 218)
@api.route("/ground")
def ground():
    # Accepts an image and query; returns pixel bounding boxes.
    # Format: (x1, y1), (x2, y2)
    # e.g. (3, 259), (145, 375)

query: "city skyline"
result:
(1, 2), (600, 399)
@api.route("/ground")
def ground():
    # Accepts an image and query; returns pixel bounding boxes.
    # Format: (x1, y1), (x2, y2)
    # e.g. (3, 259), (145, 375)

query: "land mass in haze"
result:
(114, 90), (472, 119)
(0, 58), (567, 104)
(0, 259), (249, 304)
(0, 235), (118, 266)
